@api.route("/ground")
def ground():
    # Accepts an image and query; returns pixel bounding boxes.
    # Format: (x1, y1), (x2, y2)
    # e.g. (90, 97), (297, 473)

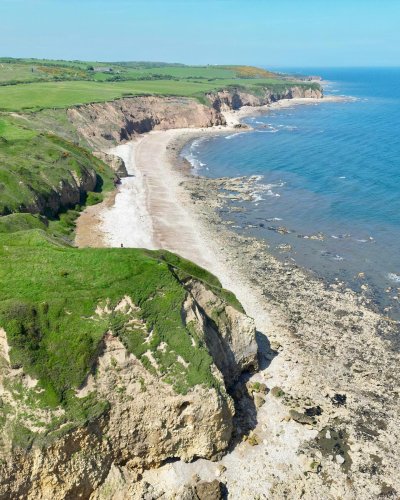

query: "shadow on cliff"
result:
(228, 330), (278, 449)
(256, 330), (278, 371)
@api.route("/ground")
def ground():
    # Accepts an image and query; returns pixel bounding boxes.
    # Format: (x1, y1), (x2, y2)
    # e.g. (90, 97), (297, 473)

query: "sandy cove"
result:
(75, 95), (343, 254)
(75, 95), (400, 498)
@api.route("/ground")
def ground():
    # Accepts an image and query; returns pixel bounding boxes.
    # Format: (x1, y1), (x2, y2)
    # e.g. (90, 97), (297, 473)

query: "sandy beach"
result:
(75, 95), (399, 498)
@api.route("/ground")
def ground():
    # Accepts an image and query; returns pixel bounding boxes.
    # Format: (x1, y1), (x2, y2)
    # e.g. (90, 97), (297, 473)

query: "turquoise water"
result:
(183, 68), (400, 319)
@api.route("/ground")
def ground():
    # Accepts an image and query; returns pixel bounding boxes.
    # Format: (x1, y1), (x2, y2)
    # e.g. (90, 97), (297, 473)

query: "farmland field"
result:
(0, 77), (309, 111)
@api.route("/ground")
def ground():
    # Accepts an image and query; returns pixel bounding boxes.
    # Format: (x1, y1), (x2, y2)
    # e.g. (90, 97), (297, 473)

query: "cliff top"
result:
(0, 226), (247, 447)
(0, 59), (320, 111)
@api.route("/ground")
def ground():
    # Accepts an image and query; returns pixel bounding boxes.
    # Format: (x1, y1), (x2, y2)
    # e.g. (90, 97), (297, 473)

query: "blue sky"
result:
(1, 0), (399, 66)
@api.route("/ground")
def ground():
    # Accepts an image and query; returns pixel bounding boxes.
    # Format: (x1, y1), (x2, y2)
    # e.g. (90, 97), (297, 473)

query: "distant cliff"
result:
(0, 83), (321, 221)
(66, 84), (322, 149)
(67, 96), (225, 150)
(207, 85), (323, 111)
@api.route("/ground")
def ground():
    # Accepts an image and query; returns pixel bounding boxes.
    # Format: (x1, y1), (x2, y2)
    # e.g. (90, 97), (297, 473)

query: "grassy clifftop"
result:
(0, 58), (279, 86)
(0, 59), (320, 111)
(0, 226), (242, 448)
(0, 230), (224, 399)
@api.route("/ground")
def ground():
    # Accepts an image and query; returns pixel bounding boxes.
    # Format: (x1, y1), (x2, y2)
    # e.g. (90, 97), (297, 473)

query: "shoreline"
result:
(75, 94), (400, 497)
(223, 94), (348, 125)
(75, 95), (347, 254)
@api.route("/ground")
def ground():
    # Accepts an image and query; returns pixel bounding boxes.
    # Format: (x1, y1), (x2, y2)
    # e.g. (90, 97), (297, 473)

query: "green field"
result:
(0, 58), (277, 86)
(0, 63), (50, 83)
(92, 65), (238, 81)
(0, 57), (318, 111)
(0, 79), (216, 110)
(0, 61), (89, 84)
(0, 77), (315, 111)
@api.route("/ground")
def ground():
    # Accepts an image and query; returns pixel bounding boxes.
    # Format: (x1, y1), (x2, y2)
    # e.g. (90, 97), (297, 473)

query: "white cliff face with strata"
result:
(184, 280), (259, 387)
(0, 287), (258, 499)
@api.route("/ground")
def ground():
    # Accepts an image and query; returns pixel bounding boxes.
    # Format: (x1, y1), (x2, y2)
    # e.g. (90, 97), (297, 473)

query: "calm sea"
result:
(183, 68), (400, 319)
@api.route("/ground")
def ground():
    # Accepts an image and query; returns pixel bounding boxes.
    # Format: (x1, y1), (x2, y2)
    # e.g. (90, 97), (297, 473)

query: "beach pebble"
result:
(215, 465), (226, 477)
(254, 394), (266, 408)
(336, 455), (345, 465)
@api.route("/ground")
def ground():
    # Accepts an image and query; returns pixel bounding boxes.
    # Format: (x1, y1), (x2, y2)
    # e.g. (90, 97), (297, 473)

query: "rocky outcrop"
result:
(0, 285), (257, 498)
(1, 337), (233, 499)
(94, 473), (225, 499)
(93, 151), (128, 178)
(183, 280), (258, 388)
(67, 96), (225, 150)
(207, 85), (323, 112)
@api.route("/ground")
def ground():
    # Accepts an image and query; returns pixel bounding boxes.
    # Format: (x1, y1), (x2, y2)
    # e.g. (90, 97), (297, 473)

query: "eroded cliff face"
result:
(0, 284), (257, 499)
(8, 86), (321, 218)
(66, 85), (322, 151)
(25, 166), (98, 216)
(67, 96), (225, 150)
(0, 85), (321, 497)
(183, 280), (258, 388)
(92, 151), (128, 178)
(207, 85), (323, 112)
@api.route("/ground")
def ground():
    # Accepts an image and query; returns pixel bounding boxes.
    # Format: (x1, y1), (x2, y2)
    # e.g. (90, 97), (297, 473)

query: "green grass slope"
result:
(0, 117), (115, 215)
(0, 227), (242, 448)
(0, 230), (233, 401)
(0, 213), (47, 233)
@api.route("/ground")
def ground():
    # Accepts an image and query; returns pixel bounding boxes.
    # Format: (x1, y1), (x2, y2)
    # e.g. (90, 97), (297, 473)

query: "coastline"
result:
(75, 95), (346, 254)
(223, 94), (347, 125)
(75, 95), (400, 497)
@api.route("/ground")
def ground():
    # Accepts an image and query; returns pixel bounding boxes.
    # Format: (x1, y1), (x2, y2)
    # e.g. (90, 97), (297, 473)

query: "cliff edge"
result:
(66, 85), (322, 150)
(0, 235), (258, 498)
